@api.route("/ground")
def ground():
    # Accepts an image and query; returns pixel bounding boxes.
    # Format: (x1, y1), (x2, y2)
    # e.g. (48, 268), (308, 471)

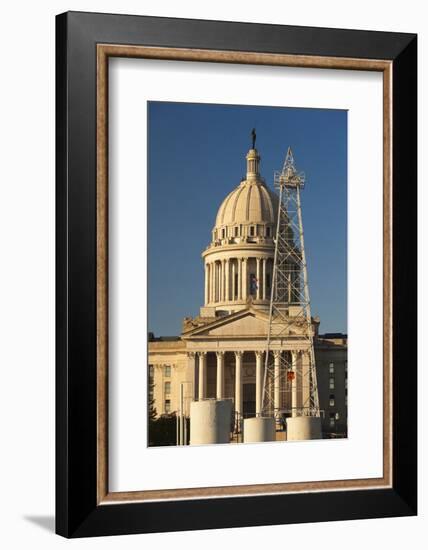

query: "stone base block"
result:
(243, 417), (276, 443)
(190, 399), (232, 445)
(286, 416), (322, 441)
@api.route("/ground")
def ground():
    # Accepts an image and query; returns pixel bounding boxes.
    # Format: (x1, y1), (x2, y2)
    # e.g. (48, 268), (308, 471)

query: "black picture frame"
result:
(56, 11), (417, 538)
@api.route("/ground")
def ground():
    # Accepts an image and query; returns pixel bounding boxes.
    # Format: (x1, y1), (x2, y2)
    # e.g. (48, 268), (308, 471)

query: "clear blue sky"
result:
(148, 101), (347, 336)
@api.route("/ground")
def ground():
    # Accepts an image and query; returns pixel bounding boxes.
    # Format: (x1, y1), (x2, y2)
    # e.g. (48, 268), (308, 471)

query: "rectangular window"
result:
(329, 362), (334, 373)
(249, 273), (257, 295)
(266, 226), (271, 237)
(329, 394), (335, 407)
(164, 365), (171, 377)
(234, 273), (238, 298)
(222, 228), (225, 238)
(164, 381), (171, 395)
(266, 273), (271, 291)
(250, 226), (255, 236)
(329, 417), (335, 427)
(164, 399), (171, 413)
(329, 377), (335, 390)
(234, 226), (239, 237)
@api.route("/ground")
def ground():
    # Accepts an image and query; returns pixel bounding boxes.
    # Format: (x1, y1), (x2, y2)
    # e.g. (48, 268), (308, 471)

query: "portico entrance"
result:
(243, 383), (256, 418)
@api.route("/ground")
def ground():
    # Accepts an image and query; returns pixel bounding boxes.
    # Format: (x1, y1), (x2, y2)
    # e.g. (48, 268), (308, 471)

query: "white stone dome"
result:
(215, 179), (277, 228)
(202, 145), (277, 314)
(212, 148), (278, 242)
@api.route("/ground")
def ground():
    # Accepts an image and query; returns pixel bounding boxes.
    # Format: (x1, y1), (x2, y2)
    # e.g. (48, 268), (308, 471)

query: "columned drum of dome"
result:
(202, 147), (278, 314)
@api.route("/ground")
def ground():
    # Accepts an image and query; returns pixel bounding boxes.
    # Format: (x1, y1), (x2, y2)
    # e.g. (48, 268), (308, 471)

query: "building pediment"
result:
(182, 307), (270, 339)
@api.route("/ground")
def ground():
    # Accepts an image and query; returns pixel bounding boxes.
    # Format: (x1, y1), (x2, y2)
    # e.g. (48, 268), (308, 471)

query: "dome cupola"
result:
(201, 132), (278, 314)
(212, 146), (278, 246)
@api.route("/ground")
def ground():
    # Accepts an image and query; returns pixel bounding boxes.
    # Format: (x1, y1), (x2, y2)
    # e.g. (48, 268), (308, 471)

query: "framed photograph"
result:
(56, 11), (417, 537)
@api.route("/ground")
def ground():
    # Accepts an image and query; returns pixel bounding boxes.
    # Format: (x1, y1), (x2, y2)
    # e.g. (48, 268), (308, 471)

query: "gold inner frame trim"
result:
(96, 44), (393, 504)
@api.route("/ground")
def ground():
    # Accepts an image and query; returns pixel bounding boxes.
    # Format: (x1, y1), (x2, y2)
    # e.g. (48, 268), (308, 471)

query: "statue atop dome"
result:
(251, 128), (256, 149)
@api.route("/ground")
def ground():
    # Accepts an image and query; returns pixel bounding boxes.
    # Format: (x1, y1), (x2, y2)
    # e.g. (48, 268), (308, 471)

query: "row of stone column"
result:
(204, 257), (270, 305)
(187, 350), (310, 420)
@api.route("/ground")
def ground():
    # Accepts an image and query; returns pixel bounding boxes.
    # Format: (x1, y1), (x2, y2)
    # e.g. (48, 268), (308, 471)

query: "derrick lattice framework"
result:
(261, 147), (320, 419)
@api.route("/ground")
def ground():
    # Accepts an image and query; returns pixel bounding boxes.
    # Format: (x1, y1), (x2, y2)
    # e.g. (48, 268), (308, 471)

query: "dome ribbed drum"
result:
(201, 148), (278, 313)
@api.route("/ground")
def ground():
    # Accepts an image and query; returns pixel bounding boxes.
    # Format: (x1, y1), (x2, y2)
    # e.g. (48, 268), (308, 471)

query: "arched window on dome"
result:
(234, 226), (239, 238)
(222, 228), (226, 239)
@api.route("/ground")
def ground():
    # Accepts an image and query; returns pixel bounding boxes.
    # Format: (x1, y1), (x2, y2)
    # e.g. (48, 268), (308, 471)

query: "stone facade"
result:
(315, 334), (348, 436)
(148, 332), (347, 437)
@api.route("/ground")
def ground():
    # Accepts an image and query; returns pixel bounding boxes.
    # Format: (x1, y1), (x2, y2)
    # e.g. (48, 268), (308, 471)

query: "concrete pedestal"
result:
(286, 416), (322, 441)
(190, 399), (232, 445)
(243, 417), (276, 443)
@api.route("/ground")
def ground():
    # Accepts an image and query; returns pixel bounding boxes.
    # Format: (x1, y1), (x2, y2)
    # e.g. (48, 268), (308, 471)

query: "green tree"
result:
(148, 377), (157, 421)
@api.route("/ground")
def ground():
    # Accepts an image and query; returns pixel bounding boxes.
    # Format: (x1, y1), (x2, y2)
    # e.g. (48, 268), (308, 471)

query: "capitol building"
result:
(148, 144), (347, 440)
